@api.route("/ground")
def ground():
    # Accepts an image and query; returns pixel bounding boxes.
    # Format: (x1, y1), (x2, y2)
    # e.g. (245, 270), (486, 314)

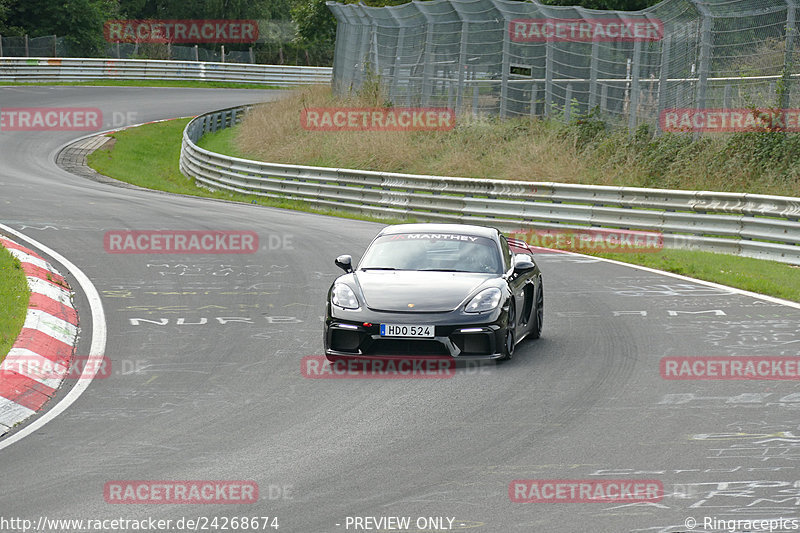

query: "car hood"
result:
(354, 270), (496, 312)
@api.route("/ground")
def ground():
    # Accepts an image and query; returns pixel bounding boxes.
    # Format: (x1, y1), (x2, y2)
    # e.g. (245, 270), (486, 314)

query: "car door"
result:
(500, 235), (528, 330)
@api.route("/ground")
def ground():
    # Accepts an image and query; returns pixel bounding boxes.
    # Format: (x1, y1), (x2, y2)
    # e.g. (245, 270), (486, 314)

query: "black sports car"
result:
(324, 224), (543, 361)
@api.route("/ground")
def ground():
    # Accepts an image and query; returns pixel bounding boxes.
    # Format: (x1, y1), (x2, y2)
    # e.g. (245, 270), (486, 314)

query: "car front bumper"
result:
(324, 306), (508, 360)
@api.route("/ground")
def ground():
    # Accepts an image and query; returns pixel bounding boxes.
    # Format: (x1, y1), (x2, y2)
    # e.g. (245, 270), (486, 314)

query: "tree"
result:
(0, 0), (8, 33)
(291, 0), (335, 46)
(116, 0), (286, 21)
(5, 0), (116, 55)
(538, 0), (659, 10)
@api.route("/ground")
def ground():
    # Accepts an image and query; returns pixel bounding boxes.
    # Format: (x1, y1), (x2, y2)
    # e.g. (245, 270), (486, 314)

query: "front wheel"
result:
(498, 300), (516, 362)
(529, 278), (544, 340)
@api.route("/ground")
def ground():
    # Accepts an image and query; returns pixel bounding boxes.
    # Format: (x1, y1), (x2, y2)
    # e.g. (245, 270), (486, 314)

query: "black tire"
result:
(529, 278), (544, 340)
(498, 300), (516, 361)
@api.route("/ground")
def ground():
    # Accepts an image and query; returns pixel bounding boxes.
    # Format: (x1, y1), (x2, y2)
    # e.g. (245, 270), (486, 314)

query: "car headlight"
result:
(465, 287), (502, 313)
(332, 283), (359, 310)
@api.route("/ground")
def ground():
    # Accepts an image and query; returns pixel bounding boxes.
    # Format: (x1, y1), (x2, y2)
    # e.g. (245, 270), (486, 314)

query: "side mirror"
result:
(513, 254), (536, 275)
(335, 254), (353, 273)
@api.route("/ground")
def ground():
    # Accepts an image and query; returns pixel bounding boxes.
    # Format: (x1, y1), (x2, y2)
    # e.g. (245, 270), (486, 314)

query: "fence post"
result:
(588, 40), (599, 110)
(530, 82), (538, 117)
(421, 20), (436, 106)
(601, 84), (608, 113)
(194, 44), (199, 61)
(221, 45), (225, 63)
(656, 33), (672, 135)
(695, 3), (713, 112)
(628, 40), (642, 134)
(724, 84), (732, 108)
(24, 34), (29, 57)
(564, 83), (573, 122)
(456, 21), (469, 111)
(390, 27), (404, 102)
(473, 84), (479, 117)
(371, 25), (379, 73)
(53, 35), (57, 56)
(499, 17), (510, 119)
(448, 78), (455, 110)
(781, 0), (797, 111)
(249, 46), (255, 64)
(1, 35), (4, 58)
(544, 39), (553, 117)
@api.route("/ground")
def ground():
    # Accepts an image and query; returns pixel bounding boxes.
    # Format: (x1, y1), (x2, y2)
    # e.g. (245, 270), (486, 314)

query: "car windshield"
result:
(359, 233), (502, 274)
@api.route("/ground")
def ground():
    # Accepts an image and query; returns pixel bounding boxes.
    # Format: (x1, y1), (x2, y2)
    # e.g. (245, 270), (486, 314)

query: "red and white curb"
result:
(0, 236), (78, 435)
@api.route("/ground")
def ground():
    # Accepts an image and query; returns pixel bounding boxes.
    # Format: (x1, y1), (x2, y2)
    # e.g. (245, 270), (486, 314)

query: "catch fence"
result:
(327, 0), (800, 131)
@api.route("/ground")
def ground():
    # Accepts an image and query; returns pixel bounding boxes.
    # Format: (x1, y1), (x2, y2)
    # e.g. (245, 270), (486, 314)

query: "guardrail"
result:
(0, 57), (332, 85)
(180, 106), (800, 265)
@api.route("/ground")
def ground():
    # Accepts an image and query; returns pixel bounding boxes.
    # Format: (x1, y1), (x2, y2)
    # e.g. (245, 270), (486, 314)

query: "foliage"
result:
(116, 0), (280, 20)
(5, 0), (116, 55)
(532, 0), (657, 9)
(0, 0), (9, 33)
(292, 0), (336, 46)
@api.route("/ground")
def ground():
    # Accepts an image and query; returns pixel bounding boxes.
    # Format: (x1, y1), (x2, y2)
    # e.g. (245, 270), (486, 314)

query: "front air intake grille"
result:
(363, 339), (449, 356)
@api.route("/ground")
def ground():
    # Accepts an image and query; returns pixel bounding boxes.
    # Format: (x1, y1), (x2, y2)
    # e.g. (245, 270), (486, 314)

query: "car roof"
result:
(378, 223), (500, 239)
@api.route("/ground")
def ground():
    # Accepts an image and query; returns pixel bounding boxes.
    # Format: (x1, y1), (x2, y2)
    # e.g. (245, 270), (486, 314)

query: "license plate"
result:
(380, 324), (434, 338)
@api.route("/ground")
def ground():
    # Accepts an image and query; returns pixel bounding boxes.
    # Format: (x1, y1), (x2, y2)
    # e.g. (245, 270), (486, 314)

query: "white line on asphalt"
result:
(0, 224), (107, 451)
(554, 250), (800, 311)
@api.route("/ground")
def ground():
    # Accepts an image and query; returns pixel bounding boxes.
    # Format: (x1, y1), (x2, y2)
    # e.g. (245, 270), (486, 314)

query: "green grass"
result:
(86, 119), (800, 303)
(196, 126), (245, 158)
(0, 245), (30, 361)
(86, 118), (411, 225)
(0, 80), (282, 90)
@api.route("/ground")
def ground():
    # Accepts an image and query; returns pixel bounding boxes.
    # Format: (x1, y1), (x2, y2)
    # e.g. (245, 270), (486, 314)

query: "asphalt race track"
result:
(2, 86), (800, 533)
